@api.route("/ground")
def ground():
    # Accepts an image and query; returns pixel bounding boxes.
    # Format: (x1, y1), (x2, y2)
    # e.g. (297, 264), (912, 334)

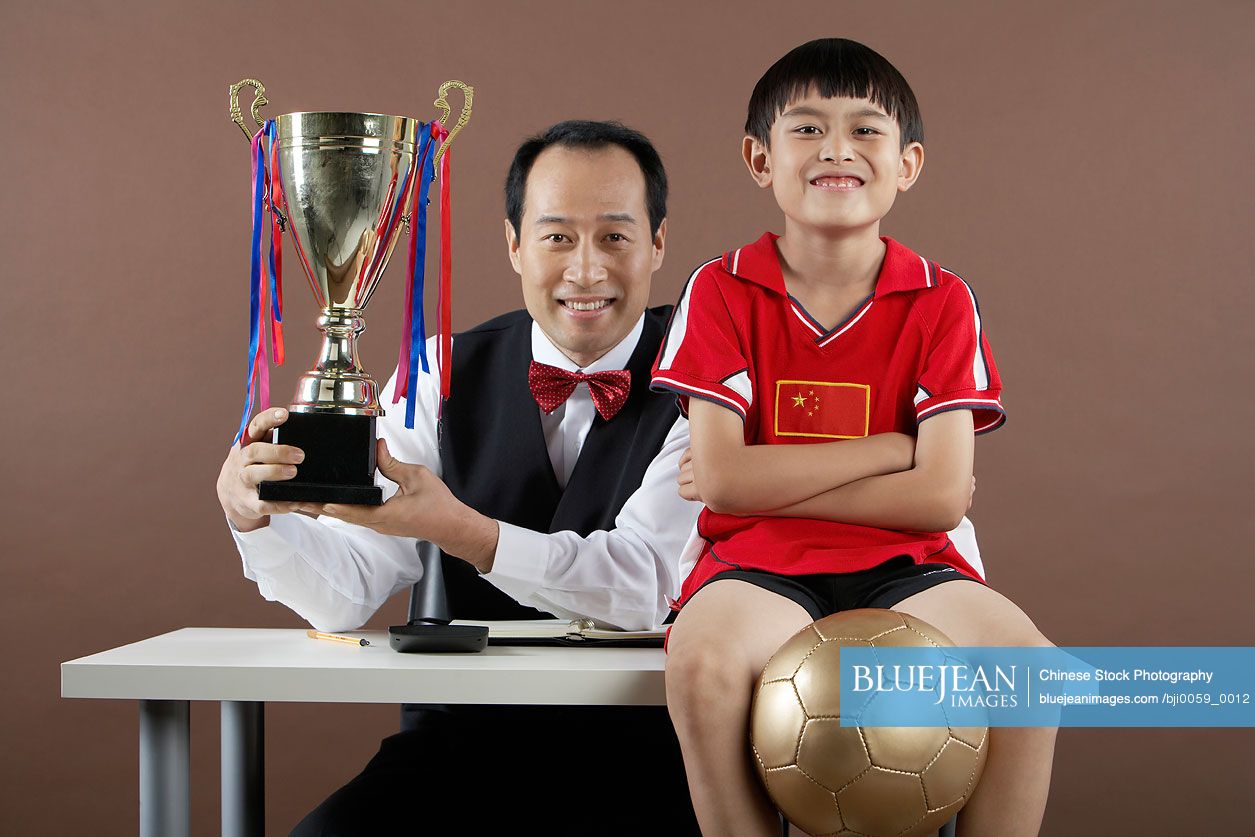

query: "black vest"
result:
(437, 306), (678, 620)
(399, 309), (702, 837)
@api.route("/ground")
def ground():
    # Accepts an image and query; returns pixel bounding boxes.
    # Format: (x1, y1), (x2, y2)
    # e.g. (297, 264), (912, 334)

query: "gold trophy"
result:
(228, 79), (471, 504)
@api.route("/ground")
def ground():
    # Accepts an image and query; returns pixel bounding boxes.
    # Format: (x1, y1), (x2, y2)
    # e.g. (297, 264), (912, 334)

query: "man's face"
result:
(507, 145), (665, 367)
(744, 91), (923, 233)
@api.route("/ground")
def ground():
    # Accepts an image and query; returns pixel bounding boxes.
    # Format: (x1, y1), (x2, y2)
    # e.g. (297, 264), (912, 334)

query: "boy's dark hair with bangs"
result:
(745, 38), (924, 148)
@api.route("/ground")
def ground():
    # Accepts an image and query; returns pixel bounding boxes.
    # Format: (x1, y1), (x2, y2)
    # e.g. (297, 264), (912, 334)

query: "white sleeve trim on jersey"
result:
(650, 375), (749, 418)
(722, 370), (753, 407)
(972, 412), (1006, 434)
(917, 396), (1003, 417)
(657, 257), (721, 372)
(916, 396), (1007, 435)
(940, 268), (991, 391)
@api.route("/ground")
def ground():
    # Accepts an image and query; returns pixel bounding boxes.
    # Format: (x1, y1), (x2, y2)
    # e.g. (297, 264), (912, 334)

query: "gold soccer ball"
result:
(751, 609), (988, 837)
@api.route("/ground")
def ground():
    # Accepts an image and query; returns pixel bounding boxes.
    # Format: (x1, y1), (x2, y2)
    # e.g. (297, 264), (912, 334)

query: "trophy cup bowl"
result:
(259, 111), (424, 504)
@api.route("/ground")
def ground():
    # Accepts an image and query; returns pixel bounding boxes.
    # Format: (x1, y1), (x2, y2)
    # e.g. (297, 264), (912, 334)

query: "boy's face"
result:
(505, 145), (665, 368)
(743, 91), (923, 234)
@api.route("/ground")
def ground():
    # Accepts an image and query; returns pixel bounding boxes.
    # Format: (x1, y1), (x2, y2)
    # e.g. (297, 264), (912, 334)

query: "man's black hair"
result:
(745, 38), (924, 148)
(505, 120), (667, 237)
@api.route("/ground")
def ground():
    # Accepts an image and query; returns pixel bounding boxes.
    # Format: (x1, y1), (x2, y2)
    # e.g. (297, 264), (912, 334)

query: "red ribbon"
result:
(234, 121), (285, 444)
(384, 118), (454, 419)
(266, 127), (285, 365)
(392, 123), (437, 411)
(436, 124), (453, 400)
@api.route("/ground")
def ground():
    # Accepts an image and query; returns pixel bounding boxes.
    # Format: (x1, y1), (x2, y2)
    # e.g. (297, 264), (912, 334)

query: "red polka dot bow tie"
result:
(528, 361), (633, 421)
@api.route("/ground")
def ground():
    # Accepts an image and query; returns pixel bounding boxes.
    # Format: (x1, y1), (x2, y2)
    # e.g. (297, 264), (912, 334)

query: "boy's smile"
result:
(743, 91), (923, 235)
(809, 171), (865, 191)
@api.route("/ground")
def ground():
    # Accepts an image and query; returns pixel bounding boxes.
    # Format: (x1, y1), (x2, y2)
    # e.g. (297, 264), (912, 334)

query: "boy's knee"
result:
(992, 613), (1053, 649)
(666, 637), (754, 718)
(1011, 607), (1054, 648)
(951, 601), (1053, 649)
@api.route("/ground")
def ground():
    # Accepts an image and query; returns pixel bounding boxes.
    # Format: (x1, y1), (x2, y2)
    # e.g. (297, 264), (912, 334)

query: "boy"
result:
(651, 39), (1055, 836)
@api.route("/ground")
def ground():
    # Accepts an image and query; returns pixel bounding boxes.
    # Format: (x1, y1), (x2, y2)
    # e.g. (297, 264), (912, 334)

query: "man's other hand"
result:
(216, 408), (306, 533)
(311, 440), (500, 573)
(677, 448), (702, 502)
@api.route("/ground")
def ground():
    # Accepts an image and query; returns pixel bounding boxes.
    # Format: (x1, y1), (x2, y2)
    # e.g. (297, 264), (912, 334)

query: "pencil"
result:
(306, 629), (370, 647)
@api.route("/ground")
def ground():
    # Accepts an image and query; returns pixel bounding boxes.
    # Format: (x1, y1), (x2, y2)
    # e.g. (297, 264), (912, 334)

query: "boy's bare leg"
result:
(892, 581), (1057, 837)
(666, 579), (816, 837)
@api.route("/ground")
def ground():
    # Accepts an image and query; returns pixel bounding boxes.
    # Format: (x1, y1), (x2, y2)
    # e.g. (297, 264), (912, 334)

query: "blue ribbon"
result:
(264, 120), (282, 330)
(406, 127), (437, 429)
(234, 124), (270, 444)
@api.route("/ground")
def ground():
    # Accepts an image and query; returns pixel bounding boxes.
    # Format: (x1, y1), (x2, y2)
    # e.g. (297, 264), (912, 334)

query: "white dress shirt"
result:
(231, 314), (701, 633)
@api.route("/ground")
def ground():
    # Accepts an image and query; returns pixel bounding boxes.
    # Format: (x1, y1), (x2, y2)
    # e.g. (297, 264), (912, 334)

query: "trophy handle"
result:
(229, 78), (270, 140)
(433, 80), (474, 169)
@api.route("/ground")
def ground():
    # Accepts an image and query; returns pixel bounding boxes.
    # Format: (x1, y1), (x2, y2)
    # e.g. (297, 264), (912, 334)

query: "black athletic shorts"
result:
(697, 555), (982, 621)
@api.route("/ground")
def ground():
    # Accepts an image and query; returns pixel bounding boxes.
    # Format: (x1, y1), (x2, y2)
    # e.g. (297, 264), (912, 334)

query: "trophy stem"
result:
(290, 308), (381, 415)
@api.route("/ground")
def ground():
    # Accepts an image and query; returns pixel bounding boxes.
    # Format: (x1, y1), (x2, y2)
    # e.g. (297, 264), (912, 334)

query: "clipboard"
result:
(482, 619), (665, 648)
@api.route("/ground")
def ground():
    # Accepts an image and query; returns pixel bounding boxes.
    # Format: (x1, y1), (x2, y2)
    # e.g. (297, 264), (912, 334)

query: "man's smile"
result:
(559, 296), (617, 317)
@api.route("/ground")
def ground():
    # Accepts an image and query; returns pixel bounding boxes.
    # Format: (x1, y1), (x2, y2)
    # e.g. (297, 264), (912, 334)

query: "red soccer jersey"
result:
(651, 233), (1004, 606)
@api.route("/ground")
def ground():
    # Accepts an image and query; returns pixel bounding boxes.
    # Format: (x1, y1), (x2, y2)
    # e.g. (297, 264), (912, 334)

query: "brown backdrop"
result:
(3, 1), (1252, 834)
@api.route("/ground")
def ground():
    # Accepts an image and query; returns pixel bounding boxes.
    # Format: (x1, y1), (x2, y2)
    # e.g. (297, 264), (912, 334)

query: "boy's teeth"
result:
(567, 300), (611, 311)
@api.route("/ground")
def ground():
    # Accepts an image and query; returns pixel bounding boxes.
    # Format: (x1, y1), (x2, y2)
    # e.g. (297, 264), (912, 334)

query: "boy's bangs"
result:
(746, 39), (924, 148)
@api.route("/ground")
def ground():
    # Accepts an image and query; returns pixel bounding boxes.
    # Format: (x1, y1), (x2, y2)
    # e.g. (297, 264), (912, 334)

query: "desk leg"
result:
(221, 700), (264, 837)
(139, 699), (190, 837)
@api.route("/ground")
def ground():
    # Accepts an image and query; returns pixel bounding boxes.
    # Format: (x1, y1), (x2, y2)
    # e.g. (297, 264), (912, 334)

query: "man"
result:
(217, 121), (701, 835)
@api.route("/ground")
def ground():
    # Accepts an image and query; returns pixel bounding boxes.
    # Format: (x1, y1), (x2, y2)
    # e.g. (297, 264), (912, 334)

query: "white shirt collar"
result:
(530, 314), (646, 373)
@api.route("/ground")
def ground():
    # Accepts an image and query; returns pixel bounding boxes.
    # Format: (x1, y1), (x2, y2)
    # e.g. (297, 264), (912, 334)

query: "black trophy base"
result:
(389, 623), (490, 654)
(258, 411), (383, 506)
(258, 481), (383, 505)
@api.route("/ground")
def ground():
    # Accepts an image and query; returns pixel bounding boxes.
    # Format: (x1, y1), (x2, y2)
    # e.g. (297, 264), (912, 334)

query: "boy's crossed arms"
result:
(680, 398), (976, 534)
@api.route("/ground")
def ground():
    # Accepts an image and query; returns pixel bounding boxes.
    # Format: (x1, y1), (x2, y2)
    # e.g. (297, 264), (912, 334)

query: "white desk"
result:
(61, 627), (667, 837)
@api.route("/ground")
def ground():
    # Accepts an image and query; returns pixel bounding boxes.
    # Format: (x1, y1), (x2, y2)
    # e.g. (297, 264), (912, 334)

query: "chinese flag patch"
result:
(774, 380), (870, 439)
